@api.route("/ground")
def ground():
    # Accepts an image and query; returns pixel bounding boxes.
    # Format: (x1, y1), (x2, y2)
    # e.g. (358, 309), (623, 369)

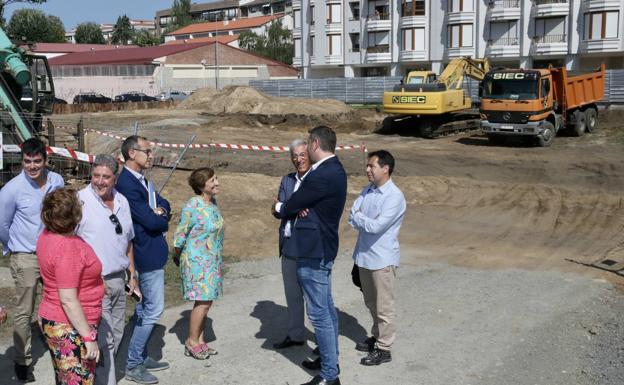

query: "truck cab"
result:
(480, 69), (559, 146)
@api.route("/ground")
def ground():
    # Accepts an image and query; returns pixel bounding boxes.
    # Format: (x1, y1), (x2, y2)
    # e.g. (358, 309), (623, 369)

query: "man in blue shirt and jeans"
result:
(0, 138), (64, 382)
(349, 150), (406, 366)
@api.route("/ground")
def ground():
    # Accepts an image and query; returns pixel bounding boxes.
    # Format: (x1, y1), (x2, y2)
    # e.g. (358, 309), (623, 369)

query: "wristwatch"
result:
(82, 329), (97, 343)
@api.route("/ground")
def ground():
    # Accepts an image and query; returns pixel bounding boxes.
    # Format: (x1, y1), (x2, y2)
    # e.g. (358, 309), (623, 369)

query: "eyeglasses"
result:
(133, 148), (153, 156)
(109, 214), (123, 235)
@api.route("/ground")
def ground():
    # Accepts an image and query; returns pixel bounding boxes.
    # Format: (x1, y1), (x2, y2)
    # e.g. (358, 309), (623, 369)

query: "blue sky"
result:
(5, 0), (179, 29)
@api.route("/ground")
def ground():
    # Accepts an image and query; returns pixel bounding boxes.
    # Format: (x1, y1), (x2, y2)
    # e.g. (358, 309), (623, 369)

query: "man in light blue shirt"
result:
(348, 150), (405, 367)
(0, 138), (64, 382)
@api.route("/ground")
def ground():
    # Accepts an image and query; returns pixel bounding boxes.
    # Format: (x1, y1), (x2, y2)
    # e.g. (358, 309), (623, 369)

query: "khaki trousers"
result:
(9, 252), (41, 366)
(359, 265), (396, 351)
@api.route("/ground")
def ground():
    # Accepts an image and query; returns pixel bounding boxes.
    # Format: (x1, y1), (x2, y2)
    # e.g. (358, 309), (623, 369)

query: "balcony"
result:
(533, 0), (568, 16)
(399, 15), (426, 28)
(365, 45), (391, 63)
(486, 36), (520, 57)
(366, 12), (391, 31)
(292, 0), (301, 8)
(581, 38), (621, 53)
(532, 34), (568, 55)
(293, 57), (302, 67)
(293, 27), (302, 38)
(447, 46), (475, 58)
(488, 0), (521, 20)
(399, 50), (427, 61)
(325, 22), (342, 33)
(324, 55), (343, 65)
(583, 0), (622, 12)
(447, 10), (475, 24)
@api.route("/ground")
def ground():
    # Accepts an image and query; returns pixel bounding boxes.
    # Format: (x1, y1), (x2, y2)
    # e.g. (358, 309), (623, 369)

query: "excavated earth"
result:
(2, 91), (624, 384)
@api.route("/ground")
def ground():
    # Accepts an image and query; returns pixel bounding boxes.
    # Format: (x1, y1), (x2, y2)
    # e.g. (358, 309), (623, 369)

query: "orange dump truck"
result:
(480, 64), (605, 146)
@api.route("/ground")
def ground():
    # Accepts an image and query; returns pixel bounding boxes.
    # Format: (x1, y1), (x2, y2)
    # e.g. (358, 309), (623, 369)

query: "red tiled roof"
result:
(22, 43), (138, 53)
(167, 14), (283, 36)
(164, 34), (239, 45)
(48, 43), (212, 66)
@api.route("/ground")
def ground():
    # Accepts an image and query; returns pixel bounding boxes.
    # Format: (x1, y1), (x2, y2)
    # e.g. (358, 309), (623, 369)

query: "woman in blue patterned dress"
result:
(173, 167), (224, 360)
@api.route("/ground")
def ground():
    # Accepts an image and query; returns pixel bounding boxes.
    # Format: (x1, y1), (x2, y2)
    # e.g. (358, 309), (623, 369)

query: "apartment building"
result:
(293, 0), (624, 78)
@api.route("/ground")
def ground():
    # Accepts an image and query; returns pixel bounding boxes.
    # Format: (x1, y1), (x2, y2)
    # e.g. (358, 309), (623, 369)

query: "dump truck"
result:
(480, 64), (605, 147)
(382, 56), (490, 138)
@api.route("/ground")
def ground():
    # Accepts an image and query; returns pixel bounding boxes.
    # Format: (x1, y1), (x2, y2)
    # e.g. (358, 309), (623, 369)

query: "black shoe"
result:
(312, 346), (320, 355)
(355, 336), (376, 352)
(300, 375), (341, 385)
(360, 348), (392, 366)
(302, 357), (321, 370)
(15, 363), (35, 383)
(273, 336), (305, 349)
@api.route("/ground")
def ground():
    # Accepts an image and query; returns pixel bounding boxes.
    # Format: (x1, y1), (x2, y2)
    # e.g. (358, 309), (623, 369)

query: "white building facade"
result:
(292, 0), (624, 78)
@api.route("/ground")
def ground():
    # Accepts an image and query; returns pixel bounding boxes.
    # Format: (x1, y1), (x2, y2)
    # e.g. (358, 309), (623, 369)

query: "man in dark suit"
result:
(272, 139), (311, 350)
(116, 135), (171, 385)
(274, 126), (347, 385)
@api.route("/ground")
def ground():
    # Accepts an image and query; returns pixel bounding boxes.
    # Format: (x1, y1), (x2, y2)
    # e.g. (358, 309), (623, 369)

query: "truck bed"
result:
(551, 64), (605, 111)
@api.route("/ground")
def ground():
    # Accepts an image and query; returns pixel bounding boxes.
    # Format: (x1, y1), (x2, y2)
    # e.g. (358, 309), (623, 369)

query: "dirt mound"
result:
(180, 85), (353, 116)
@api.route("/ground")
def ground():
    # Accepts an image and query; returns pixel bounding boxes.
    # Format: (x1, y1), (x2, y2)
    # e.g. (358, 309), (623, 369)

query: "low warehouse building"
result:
(48, 42), (298, 102)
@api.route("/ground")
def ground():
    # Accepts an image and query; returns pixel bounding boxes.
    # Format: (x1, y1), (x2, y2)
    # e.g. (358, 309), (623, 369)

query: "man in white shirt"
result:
(349, 150), (406, 366)
(77, 154), (138, 385)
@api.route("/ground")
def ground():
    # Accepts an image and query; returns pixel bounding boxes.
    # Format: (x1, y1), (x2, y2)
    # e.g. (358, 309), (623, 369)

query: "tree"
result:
(6, 8), (65, 43)
(239, 19), (293, 65)
(0, 0), (46, 27)
(171, 0), (191, 30)
(111, 14), (134, 45)
(75, 22), (106, 44)
(46, 14), (65, 42)
(133, 29), (162, 47)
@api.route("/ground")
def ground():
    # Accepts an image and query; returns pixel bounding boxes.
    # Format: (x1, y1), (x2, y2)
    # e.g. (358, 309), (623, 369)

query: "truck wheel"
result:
(584, 108), (597, 132)
(487, 134), (506, 146)
(537, 122), (554, 147)
(571, 110), (586, 137)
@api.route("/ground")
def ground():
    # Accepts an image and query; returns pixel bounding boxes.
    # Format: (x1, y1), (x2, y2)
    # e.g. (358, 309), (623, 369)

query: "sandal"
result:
(185, 343), (210, 360)
(199, 342), (218, 356)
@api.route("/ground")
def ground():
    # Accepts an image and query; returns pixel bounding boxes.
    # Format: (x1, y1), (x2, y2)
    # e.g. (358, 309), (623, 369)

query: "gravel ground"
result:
(1, 250), (623, 385)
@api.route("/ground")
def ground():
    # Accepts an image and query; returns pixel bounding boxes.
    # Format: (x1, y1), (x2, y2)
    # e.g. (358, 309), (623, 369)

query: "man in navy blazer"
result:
(274, 126), (347, 385)
(116, 135), (172, 384)
(272, 139), (311, 351)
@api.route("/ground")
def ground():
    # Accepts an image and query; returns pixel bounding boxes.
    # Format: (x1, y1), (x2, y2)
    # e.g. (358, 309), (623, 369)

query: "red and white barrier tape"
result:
(2, 144), (95, 163)
(86, 129), (367, 152)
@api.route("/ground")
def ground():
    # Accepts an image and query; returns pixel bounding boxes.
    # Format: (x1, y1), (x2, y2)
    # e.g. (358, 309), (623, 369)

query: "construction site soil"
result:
(4, 89), (624, 383)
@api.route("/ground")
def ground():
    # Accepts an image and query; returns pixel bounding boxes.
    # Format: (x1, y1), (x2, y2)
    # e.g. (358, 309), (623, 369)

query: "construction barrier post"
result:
(47, 118), (56, 147)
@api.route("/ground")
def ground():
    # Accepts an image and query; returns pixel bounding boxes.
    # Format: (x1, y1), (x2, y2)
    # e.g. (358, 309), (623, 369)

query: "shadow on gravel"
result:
(0, 324), (56, 384)
(456, 135), (537, 147)
(115, 320), (168, 382)
(168, 310), (217, 345)
(249, 300), (368, 371)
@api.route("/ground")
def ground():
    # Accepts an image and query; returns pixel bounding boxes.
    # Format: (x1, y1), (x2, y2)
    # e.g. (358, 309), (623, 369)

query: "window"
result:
(368, 0), (389, 20)
(534, 17), (565, 43)
(367, 31), (390, 52)
(448, 24), (473, 47)
(294, 9), (301, 28)
(584, 11), (619, 40)
(327, 4), (341, 24)
(541, 78), (550, 99)
(309, 36), (315, 55)
(349, 2), (360, 20)
(402, 0), (425, 17)
(295, 38), (302, 57)
(402, 27), (425, 50)
(449, 0), (472, 12)
(363, 67), (388, 77)
(489, 21), (518, 45)
(310, 5), (315, 25)
(328, 34), (341, 55)
(349, 33), (360, 52)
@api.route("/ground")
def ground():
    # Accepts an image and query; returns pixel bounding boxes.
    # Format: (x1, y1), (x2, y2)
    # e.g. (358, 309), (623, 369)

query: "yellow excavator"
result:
(382, 56), (490, 138)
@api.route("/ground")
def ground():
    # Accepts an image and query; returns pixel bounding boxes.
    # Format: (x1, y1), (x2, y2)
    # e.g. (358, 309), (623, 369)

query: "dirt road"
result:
(2, 95), (624, 383)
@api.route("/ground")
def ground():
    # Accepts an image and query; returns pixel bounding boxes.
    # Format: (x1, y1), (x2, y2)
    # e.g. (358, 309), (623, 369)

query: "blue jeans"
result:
(126, 269), (165, 370)
(297, 258), (339, 381)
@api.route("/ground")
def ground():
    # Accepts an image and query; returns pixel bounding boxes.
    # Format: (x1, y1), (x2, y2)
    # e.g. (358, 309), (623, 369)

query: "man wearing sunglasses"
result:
(116, 135), (171, 385)
(77, 154), (138, 385)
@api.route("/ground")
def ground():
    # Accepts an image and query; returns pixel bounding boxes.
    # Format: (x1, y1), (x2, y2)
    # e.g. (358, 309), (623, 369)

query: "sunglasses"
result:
(109, 214), (123, 235)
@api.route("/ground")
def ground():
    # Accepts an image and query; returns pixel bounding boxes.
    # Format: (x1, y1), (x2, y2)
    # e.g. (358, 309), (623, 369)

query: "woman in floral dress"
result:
(173, 167), (224, 360)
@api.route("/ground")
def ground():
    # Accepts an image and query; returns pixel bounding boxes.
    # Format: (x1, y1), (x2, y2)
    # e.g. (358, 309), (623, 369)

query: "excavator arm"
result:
(438, 57), (490, 90)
